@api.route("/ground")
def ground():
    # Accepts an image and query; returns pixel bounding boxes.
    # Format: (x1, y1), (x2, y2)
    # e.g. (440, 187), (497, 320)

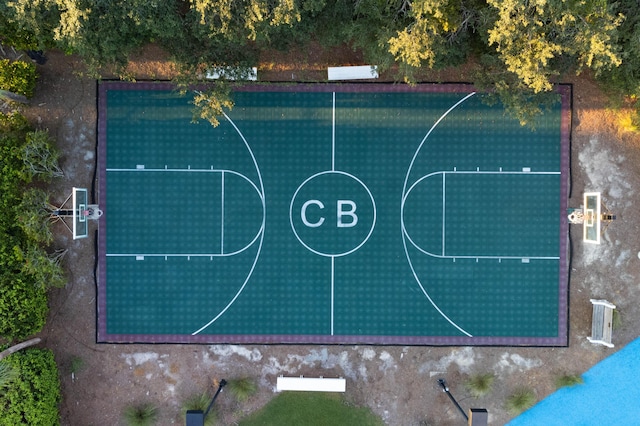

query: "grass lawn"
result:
(239, 392), (384, 426)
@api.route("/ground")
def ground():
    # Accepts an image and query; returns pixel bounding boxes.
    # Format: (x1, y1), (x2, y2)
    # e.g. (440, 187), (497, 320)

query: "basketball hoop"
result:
(568, 192), (616, 244)
(49, 188), (102, 239)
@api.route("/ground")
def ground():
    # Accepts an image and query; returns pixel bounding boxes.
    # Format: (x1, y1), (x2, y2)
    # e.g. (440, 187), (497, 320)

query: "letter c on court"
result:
(301, 200), (325, 227)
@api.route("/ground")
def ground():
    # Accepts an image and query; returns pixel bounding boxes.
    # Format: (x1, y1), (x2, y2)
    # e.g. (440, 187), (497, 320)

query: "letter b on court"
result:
(337, 200), (357, 228)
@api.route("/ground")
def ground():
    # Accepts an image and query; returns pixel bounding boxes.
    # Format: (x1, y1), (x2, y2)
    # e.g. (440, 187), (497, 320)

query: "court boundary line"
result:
(97, 81), (571, 346)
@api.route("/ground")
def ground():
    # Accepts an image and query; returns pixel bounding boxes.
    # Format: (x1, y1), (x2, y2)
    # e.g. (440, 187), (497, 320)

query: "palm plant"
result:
(226, 377), (257, 402)
(122, 403), (158, 426)
(464, 373), (495, 398)
(555, 374), (584, 389)
(505, 388), (536, 415)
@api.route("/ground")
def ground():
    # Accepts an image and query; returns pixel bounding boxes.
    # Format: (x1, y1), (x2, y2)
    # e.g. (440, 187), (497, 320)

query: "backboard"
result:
(72, 187), (88, 239)
(583, 192), (601, 244)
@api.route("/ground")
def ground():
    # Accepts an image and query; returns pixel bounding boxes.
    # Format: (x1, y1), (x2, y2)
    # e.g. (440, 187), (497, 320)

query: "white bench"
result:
(276, 376), (346, 392)
(205, 67), (257, 81)
(587, 299), (616, 348)
(327, 65), (378, 81)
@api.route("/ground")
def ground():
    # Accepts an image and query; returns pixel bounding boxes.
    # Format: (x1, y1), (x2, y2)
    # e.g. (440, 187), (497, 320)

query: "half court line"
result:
(331, 256), (335, 336)
(221, 171), (225, 254)
(332, 92), (336, 171)
(442, 172), (446, 257)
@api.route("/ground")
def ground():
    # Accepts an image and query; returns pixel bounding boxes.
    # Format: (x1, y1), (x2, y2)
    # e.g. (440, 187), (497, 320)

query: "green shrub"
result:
(0, 348), (61, 425)
(505, 388), (536, 416)
(464, 373), (495, 398)
(123, 403), (159, 426)
(69, 356), (85, 375)
(0, 60), (37, 99)
(555, 374), (584, 389)
(227, 377), (257, 402)
(0, 274), (48, 340)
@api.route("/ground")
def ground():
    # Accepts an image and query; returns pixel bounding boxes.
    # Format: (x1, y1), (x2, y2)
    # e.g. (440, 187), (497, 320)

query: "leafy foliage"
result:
(0, 59), (37, 99)
(388, 0), (476, 73)
(3, 0), (640, 124)
(0, 348), (61, 425)
(0, 274), (49, 340)
(487, 0), (622, 93)
(16, 188), (54, 245)
(190, 85), (235, 127)
(55, 0), (183, 77)
(21, 130), (64, 181)
(0, 113), (64, 340)
(0, 360), (18, 393)
(0, 0), (60, 50)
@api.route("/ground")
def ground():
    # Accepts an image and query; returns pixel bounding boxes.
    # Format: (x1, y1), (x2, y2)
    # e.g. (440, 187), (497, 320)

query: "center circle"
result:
(290, 171), (376, 257)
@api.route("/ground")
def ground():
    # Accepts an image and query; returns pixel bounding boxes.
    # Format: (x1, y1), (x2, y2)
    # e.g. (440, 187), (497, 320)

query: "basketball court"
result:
(97, 82), (571, 345)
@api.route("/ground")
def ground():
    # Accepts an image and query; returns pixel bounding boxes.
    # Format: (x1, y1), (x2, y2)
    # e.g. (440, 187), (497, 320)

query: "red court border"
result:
(97, 81), (571, 346)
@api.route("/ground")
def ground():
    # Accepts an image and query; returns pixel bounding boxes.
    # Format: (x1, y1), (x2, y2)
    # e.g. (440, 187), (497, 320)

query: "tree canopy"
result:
(0, 112), (65, 341)
(0, 0), (637, 120)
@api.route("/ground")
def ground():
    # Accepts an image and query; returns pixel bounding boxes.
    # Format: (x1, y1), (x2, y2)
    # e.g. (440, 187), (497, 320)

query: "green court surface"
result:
(97, 82), (570, 345)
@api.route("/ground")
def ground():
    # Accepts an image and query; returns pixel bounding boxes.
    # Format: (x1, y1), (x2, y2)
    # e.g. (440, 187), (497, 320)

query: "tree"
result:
(0, 113), (64, 340)
(387, 0), (478, 79)
(0, 59), (37, 99)
(0, 0), (60, 50)
(597, 0), (640, 123)
(190, 84), (235, 127)
(21, 130), (64, 181)
(487, 0), (622, 93)
(16, 188), (54, 245)
(53, 0), (182, 77)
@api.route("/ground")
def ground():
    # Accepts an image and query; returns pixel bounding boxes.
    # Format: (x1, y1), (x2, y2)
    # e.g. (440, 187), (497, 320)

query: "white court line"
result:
(331, 256), (335, 335)
(332, 92), (336, 171)
(221, 171), (225, 255)
(106, 168), (264, 200)
(442, 172), (446, 257)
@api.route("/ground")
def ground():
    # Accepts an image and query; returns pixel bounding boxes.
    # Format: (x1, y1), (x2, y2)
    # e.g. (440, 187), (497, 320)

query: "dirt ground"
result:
(17, 45), (640, 425)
